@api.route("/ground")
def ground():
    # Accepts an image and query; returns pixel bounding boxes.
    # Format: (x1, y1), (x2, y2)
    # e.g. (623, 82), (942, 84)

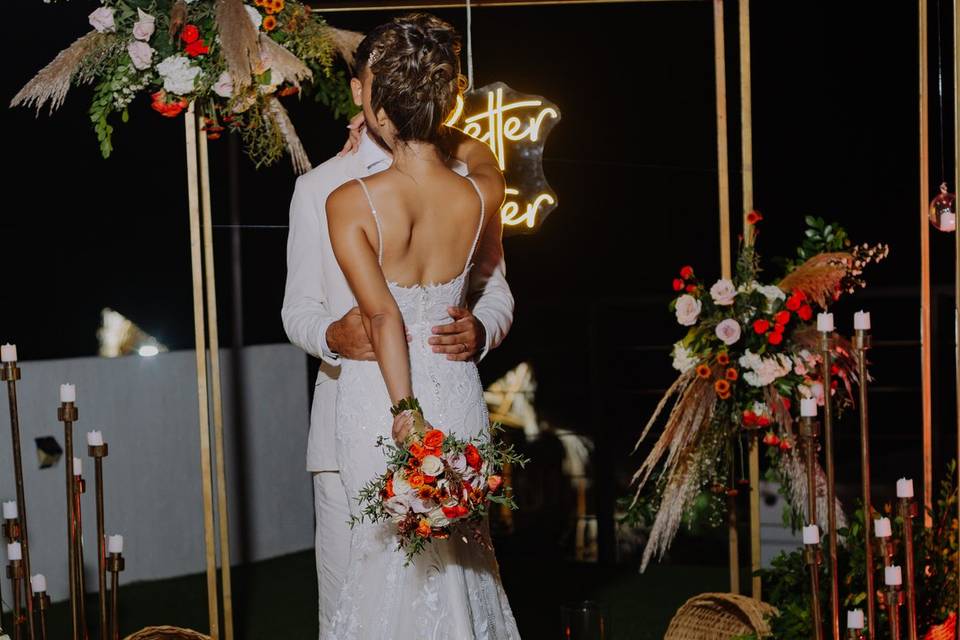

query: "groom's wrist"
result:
(322, 319), (341, 359)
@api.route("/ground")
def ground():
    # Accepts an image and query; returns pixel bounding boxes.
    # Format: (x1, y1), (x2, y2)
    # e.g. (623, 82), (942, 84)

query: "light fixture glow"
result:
(137, 345), (159, 357)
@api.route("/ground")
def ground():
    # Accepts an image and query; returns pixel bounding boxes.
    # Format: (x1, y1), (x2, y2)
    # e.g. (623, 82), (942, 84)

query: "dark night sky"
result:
(3, 1), (957, 492)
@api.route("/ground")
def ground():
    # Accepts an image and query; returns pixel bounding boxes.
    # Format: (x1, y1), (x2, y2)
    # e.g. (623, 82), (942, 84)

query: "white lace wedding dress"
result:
(325, 176), (521, 640)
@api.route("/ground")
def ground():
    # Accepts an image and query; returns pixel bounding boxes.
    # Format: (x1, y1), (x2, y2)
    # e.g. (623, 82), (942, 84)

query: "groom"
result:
(281, 19), (515, 636)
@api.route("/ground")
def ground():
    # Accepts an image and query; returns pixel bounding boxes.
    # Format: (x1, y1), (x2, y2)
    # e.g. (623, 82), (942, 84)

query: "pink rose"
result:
(212, 71), (234, 98)
(675, 294), (702, 326)
(714, 318), (741, 346)
(709, 278), (737, 306)
(133, 9), (156, 41)
(128, 41), (154, 71)
(88, 7), (116, 33)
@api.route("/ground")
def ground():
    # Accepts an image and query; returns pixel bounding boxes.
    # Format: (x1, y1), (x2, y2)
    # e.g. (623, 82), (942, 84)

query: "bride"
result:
(323, 13), (521, 640)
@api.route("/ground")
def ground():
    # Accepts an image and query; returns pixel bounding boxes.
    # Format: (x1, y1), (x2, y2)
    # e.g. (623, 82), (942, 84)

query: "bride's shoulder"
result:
(325, 180), (368, 223)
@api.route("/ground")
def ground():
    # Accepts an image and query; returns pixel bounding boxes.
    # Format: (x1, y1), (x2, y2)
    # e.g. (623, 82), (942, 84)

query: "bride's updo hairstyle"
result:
(365, 13), (466, 146)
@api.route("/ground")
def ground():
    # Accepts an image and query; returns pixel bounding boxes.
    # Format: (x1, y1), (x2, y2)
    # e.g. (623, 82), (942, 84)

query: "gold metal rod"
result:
(820, 333), (840, 640)
(899, 498), (918, 640)
(91, 449), (108, 640)
(3, 364), (36, 640)
(713, 0), (732, 281)
(185, 103), (220, 640)
(800, 415), (824, 640)
(60, 404), (80, 640)
(919, 0), (934, 529)
(73, 477), (88, 640)
(854, 331), (876, 640)
(9, 563), (23, 640)
(109, 566), (118, 640)
(309, 0), (703, 10)
(887, 587), (904, 640)
(34, 593), (48, 640)
(198, 117), (234, 640)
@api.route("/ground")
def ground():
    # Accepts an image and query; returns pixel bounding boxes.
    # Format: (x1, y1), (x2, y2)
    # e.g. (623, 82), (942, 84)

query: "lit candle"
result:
(7, 542), (21, 561)
(802, 524), (820, 544)
(1, 344), (17, 362)
(800, 398), (818, 417)
(874, 517), (892, 538)
(30, 574), (46, 593)
(87, 431), (104, 447)
(853, 311), (871, 331)
(816, 312), (834, 332)
(885, 565), (902, 586)
(73, 457), (82, 476)
(896, 478), (914, 498)
(59, 383), (76, 403)
(2, 501), (16, 520)
(847, 609), (865, 630)
(107, 534), (124, 554)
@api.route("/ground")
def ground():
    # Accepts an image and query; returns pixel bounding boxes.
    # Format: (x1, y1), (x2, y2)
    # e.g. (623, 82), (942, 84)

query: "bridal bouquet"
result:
(14, 0), (359, 171)
(352, 399), (527, 563)
(631, 214), (888, 570)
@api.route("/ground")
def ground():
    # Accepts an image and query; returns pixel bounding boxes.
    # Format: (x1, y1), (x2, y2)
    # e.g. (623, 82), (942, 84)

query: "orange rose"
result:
(487, 475), (503, 492)
(423, 429), (445, 450)
(408, 442), (427, 460)
(407, 472), (425, 489)
(416, 519), (432, 537)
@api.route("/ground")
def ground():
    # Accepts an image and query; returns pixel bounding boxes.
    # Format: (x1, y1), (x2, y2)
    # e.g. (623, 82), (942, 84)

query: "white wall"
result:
(0, 344), (313, 604)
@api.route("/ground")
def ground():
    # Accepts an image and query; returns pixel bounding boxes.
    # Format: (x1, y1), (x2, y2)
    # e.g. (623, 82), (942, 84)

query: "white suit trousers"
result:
(313, 470), (352, 637)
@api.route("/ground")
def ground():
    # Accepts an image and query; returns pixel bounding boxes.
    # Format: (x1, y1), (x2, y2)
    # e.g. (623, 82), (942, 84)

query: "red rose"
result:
(680, 266), (694, 280)
(685, 284), (697, 293)
(779, 439), (792, 451)
(746, 210), (763, 225)
(464, 444), (482, 470)
(742, 410), (757, 427)
(757, 415), (771, 428)
(672, 278), (684, 291)
(767, 331), (783, 345)
(762, 432), (780, 446)
(774, 322), (786, 334)
(185, 39), (209, 57)
(487, 475), (503, 492)
(181, 24), (200, 44)
(753, 319), (770, 334)
(774, 310), (791, 325)
(797, 304), (813, 321)
(442, 504), (469, 519)
(785, 296), (801, 312)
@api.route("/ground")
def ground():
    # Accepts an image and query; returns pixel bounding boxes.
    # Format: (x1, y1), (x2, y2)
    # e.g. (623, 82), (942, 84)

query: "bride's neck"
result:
(390, 141), (445, 173)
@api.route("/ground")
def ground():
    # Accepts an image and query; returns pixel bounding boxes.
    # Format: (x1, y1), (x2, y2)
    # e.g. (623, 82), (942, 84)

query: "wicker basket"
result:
(122, 627), (211, 640)
(664, 592), (777, 640)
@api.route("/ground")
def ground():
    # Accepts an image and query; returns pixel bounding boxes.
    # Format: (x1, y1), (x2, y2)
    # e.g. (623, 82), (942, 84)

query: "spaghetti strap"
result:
(354, 178), (383, 265)
(463, 176), (485, 271)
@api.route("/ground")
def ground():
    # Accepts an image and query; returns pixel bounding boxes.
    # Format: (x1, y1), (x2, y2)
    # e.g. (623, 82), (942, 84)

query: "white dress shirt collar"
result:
(356, 130), (392, 174)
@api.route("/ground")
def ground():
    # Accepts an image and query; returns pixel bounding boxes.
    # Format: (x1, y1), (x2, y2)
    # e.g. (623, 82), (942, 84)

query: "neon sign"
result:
(446, 82), (560, 232)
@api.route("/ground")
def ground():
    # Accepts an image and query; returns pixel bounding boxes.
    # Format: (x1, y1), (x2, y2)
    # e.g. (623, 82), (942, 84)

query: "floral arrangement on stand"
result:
(630, 214), (889, 570)
(13, 0), (361, 172)
(351, 399), (528, 563)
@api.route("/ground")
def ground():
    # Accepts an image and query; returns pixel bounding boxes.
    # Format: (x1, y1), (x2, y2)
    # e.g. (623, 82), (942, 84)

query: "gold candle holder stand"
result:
(107, 552), (124, 640)
(2, 360), (35, 640)
(852, 328), (877, 639)
(2, 518), (21, 544)
(57, 400), (81, 640)
(805, 542), (826, 640)
(73, 472), (88, 639)
(819, 330), (841, 640)
(898, 497), (918, 640)
(885, 585), (905, 640)
(846, 631), (865, 640)
(799, 414), (826, 640)
(5, 559), (25, 640)
(33, 591), (49, 640)
(88, 443), (109, 640)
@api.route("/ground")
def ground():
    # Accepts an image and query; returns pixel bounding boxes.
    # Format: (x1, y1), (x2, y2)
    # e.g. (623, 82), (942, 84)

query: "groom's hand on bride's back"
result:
(429, 307), (485, 361)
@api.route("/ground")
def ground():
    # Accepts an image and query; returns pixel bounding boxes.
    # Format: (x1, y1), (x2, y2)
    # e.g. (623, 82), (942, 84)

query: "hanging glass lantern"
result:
(929, 182), (957, 232)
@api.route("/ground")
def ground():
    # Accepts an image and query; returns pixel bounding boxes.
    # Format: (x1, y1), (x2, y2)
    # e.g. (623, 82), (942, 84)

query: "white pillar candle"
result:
(802, 524), (820, 544)
(816, 312), (834, 332)
(2, 501), (16, 520)
(73, 457), (82, 476)
(107, 534), (124, 554)
(87, 431), (104, 446)
(874, 517), (892, 538)
(847, 609), (865, 629)
(896, 478), (914, 498)
(7, 542), (21, 561)
(30, 574), (46, 593)
(853, 311), (871, 331)
(1, 344), (17, 362)
(59, 383), (76, 403)
(942, 212), (957, 232)
(885, 565), (902, 586)
(800, 398), (818, 417)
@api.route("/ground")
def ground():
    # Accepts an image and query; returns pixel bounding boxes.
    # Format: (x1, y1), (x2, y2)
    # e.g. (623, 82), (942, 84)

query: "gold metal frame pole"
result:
(198, 120), (234, 640)
(738, 0), (761, 600)
(89, 443), (109, 640)
(919, 0), (934, 529)
(57, 400), (80, 640)
(820, 333), (840, 640)
(185, 103), (221, 640)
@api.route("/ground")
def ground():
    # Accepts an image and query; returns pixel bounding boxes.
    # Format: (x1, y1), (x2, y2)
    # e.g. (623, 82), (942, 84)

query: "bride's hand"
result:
(337, 113), (365, 157)
(392, 410), (431, 446)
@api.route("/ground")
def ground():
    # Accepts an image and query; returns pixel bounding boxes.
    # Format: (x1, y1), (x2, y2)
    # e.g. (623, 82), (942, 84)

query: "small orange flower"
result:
(696, 364), (711, 379)
(718, 390), (732, 400)
(273, 0), (286, 11)
(423, 429), (445, 450)
(714, 379), (730, 395)
(417, 486), (434, 499)
(725, 368), (738, 381)
(263, 15), (278, 30)
(385, 476), (395, 498)
(407, 472), (425, 489)
(716, 352), (730, 366)
(416, 519), (432, 537)
(279, 85), (300, 97)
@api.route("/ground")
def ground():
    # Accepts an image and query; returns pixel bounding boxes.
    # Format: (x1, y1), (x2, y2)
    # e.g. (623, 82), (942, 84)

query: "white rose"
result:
(88, 7), (116, 33)
(156, 55), (202, 96)
(127, 41), (155, 71)
(427, 507), (450, 528)
(213, 71), (234, 98)
(714, 318), (741, 346)
(384, 494), (411, 517)
(675, 294), (702, 326)
(709, 279), (737, 306)
(421, 455), (444, 477)
(392, 470), (413, 496)
(245, 5), (263, 30)
(670, 342), (697, 373)
(409, 495), (433, 514)
(133, 8), (156, 41)
(756, 285), (786, 311)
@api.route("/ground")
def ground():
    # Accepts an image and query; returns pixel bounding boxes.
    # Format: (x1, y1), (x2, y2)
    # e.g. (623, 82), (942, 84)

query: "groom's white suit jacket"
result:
(282, 133), (515, 472)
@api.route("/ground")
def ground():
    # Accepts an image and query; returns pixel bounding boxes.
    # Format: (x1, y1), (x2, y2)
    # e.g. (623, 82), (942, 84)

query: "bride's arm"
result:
(326, 184), (412, 406)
